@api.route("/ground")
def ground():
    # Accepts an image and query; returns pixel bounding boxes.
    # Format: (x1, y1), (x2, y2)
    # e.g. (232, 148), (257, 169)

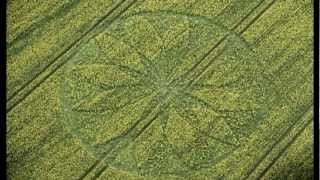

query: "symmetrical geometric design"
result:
(59, 12), (267, 176)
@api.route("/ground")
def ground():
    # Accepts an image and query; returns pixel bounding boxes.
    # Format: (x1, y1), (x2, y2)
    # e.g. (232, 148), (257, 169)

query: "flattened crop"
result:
(7, 0), (314, 179)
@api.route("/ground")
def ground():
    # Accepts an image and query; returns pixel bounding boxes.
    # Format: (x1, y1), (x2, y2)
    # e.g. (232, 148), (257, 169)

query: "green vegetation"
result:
(7, 0), (313, 179)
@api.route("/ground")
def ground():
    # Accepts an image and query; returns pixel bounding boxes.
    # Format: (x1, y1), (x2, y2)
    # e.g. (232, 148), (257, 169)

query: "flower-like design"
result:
(60, 12), (266, 176)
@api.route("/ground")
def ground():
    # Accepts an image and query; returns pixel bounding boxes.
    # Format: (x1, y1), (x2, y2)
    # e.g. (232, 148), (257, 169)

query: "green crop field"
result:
(7, 0), (314, 179)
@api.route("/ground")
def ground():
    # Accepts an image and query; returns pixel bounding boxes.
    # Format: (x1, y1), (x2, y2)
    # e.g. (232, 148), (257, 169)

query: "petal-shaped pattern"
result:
(69, 64), (141, 90)
(182, 90), (261, 142)
(60, 69), (154, 157)
(171, 94), (239, 146)
(110, 95), (240, 175)
(189, 33), (261, 89)
(94, 32), (155, 81)
(60, 53), (155, 158)
(59, 11), (268, 177)
(109, 13), (231, 83)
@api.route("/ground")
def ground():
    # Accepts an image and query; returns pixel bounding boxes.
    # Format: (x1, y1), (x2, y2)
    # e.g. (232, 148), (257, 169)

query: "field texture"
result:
(7, 0), (314, 179)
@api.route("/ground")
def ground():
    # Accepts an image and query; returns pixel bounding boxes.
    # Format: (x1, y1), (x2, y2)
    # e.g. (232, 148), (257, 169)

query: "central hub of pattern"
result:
(59, 12), (266, 176)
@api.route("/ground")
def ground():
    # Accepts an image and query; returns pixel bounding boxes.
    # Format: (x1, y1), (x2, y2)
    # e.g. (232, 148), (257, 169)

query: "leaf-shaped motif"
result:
(109, 14), (230, 83)
(59, 11), (267, 176)
(68, 64), (146, 112)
